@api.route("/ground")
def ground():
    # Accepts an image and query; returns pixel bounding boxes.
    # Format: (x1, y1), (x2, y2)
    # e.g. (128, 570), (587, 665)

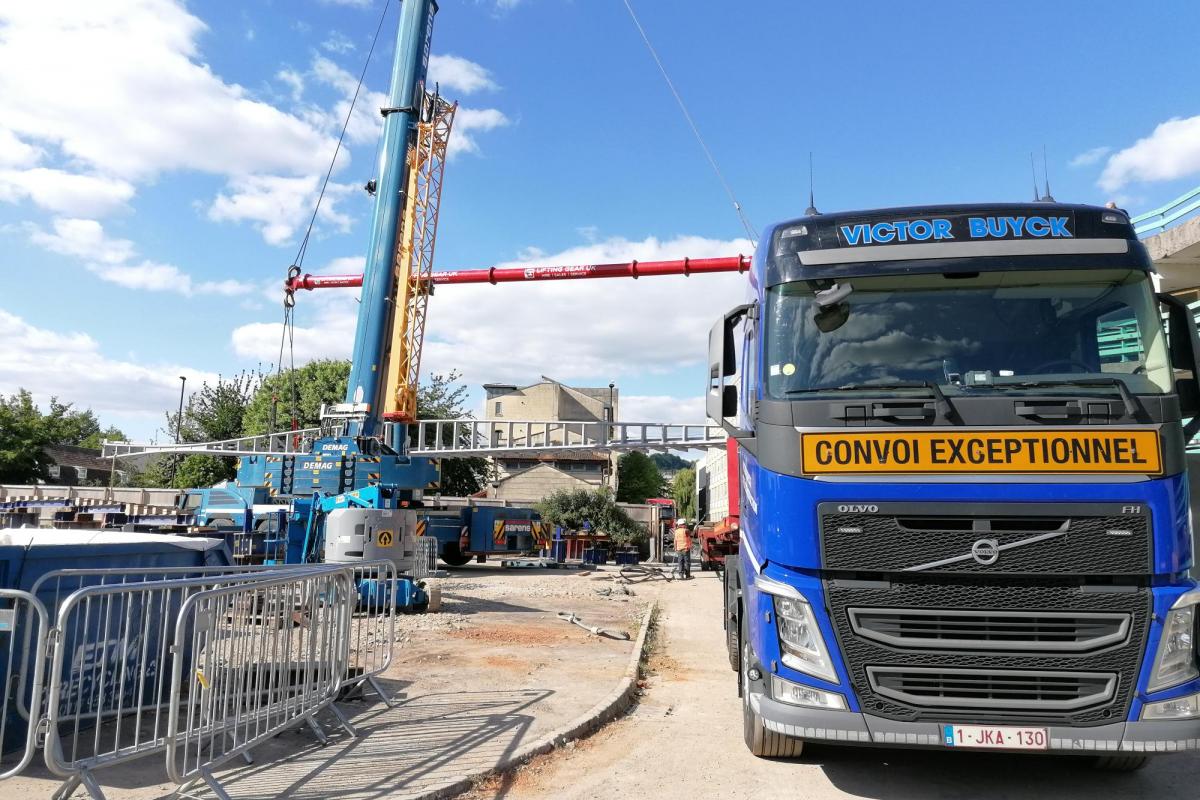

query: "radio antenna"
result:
(1030, 152), (1040, 202)
(1040, 144), (1056, 202)
(804, 152), (820, 216)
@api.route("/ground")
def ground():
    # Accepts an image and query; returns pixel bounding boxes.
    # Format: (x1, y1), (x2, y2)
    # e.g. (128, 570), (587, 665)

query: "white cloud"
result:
(0, 307), (217, 425)
(1069, 146), (1111, 168)
(25, 217), (254, 296)
(429, 54), (498, 94)
(0, 129), (41, 168)
(452, 107), (511, 157)
(307, 55), (509, 158)
(0, 168), (136, 216)
(0, 2), (339, 183)
(208, 174), (356, 246)
(28, 218), (135, 265)
(230, 234), (753, 395)
(321, 31), (356, 54)
(91, 261), (252, 296)
(277, 68), (305, 103)
(1099, 115), (1200, 192)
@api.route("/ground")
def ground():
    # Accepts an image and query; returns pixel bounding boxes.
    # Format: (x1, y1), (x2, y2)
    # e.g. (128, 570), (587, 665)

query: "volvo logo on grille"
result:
(837, 504), (878, 513)
(971, 539), (1000, 565)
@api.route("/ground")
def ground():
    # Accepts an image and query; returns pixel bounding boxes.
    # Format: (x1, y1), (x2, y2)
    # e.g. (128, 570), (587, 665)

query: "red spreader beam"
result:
(285, 255), (750, 293)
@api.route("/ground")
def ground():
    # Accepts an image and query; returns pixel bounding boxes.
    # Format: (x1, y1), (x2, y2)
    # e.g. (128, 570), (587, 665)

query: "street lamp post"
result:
(168, 375), (186, 485)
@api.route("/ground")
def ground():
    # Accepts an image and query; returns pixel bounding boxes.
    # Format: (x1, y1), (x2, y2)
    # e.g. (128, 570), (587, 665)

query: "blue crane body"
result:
(186, 0), (443, 601)
(712, 203), (1200, 765)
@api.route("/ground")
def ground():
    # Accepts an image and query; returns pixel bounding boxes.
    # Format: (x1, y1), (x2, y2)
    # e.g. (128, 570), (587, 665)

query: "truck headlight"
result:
(771, 675), (847, 710)
(1142, 691), (1200, 720)
(755, 574), (837, 683)
(1148, 593), (1200, 693)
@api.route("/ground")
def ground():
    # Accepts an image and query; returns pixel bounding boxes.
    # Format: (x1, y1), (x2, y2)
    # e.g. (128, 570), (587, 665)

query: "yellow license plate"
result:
(800, 429), (1161, 476)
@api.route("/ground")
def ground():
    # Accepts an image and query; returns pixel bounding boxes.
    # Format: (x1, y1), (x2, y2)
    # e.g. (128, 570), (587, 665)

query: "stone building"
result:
(481, 379), (618, 503)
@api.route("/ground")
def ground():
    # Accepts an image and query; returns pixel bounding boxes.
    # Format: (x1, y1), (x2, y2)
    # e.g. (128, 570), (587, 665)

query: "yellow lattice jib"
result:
(382, 93), (457, 423)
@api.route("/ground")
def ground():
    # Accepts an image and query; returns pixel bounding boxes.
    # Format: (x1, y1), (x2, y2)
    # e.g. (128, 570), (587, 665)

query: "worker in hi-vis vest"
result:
(672, 519), (693, 580)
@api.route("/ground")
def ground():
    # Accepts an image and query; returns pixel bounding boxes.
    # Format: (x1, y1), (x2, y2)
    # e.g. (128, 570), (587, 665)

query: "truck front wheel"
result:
(742, 638), (804, 758)
(1092, 755), (1149, 771)
(440, 543), (471, 567)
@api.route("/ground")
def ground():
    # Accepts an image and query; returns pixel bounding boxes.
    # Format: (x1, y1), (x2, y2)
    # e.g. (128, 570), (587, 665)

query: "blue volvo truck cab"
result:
(711, 203), (1200, 768)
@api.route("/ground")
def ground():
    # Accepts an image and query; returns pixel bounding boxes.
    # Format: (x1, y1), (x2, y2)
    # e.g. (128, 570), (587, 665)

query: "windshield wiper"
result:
(785, 381), (956, 421)
(1009, 377), (1141, 418)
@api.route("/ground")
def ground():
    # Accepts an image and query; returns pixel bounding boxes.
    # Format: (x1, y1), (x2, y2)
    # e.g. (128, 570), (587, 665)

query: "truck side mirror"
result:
(1158, 293), (1200, 423)
(707, 303), (754, 440)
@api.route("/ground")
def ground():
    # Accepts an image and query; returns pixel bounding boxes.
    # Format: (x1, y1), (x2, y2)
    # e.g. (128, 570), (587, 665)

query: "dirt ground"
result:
(8, 563), (655, 800)
(463, 572), (1200, 800)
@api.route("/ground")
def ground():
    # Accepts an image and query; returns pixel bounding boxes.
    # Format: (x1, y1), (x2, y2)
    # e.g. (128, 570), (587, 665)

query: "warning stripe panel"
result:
(800, 429), (1161, 476)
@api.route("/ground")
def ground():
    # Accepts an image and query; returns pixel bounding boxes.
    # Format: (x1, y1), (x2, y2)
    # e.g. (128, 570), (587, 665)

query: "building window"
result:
(603, 407), (612, 421)
(494, 401), (503, 417)
(75, 467), (88, 480)
(48, 464), (60, 479)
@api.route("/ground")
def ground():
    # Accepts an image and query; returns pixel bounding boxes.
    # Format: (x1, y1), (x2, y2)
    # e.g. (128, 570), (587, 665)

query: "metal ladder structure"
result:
(101, 418), (725, 461)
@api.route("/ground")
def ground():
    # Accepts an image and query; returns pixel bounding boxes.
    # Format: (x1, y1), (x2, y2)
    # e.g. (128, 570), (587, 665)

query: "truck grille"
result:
(866, 667), (1116, 712)
(825, 579), (1151, 726)
(819, 501), (1151, 576)
(848, 608), (1131, 652)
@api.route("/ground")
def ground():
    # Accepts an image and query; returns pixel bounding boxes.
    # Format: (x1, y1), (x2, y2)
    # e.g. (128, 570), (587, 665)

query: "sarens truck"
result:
(711, 202), (1200, 768)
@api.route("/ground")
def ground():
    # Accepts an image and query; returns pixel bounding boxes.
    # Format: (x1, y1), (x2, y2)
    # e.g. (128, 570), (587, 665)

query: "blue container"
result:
(0, 530), (231, 754)
(551, 540), (567, 563)
(583, 547), (609, 565)
(615, 550), (639, 566)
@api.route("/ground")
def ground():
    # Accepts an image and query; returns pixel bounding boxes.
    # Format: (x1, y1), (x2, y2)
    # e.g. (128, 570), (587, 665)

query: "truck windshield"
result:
(765, 268), (1172, 397)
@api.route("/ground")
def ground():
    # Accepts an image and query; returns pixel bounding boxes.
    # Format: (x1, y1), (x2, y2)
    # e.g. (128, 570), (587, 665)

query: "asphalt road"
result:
(472, 571), (1200, 800)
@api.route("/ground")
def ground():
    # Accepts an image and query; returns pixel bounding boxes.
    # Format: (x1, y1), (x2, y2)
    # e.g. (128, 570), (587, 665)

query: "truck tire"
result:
(742, 638), (804, 758)
(1092, 755), (1149, 771)
(440, 543), (471, 567)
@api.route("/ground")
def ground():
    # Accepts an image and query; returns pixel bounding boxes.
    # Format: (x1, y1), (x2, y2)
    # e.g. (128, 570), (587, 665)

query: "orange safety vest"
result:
(673, 527), (692, 552)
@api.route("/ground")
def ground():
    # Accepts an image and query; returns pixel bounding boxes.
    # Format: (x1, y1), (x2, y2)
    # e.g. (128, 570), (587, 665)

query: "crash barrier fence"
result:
(0, 560), (405, 799)
(413, 535), (438, 581)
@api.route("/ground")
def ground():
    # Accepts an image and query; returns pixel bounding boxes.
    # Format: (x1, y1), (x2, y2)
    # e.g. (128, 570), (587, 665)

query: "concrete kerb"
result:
(419, 599), (659, 800)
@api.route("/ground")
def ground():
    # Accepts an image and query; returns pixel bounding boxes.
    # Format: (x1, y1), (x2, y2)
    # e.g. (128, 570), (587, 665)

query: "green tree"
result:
(241, 363), (490, 496)
(615, 451), (664, 503)
(650, 452), (689, 472)
(0, 390), (54, 482)
(417, 371), (493, 496)
(672, 466), (697, 521)
(161, 371), (261, 488)
(242, 360), (350, 435)
(42, 402), (102, 446)
(80, 426), (127, 450)
(536, 487), (645, 545)
(0, 390), (127, 482)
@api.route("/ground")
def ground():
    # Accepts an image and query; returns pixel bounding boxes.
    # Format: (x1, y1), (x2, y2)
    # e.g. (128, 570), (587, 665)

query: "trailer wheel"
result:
(742, 637), (804, 758)
(1092, 755), (1149, 771)
(440, 543), (471, 567)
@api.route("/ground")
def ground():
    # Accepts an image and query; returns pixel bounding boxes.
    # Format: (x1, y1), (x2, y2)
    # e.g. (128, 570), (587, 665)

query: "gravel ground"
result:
(464, 572), (1200, 800)
(8, 563), (657, 800)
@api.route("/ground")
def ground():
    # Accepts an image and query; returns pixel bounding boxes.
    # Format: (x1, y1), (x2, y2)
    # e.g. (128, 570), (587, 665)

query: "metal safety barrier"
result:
(413, 536), (438, 580)
(165, 568), (356, 798)
(344, 560), (400, 707)
(0, 589), (48, 781)
(28, 564), (352, 800)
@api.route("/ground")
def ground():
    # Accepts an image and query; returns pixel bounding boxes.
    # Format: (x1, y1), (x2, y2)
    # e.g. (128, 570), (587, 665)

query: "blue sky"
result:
(1, 0), (1198, 440)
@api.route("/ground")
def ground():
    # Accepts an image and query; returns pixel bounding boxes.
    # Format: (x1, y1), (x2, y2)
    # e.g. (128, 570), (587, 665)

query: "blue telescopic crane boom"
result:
(345, 0), (437, 440)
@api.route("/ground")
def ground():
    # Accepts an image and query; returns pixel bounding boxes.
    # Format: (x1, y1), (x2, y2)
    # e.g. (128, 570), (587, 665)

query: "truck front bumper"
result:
(752, 691), (1200, 754)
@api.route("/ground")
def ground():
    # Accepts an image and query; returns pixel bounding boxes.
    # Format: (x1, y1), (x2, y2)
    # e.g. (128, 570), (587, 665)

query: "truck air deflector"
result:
(797, 238), (1128, 266)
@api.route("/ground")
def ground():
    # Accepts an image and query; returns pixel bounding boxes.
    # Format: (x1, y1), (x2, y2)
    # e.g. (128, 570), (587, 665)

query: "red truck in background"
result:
(695, 519), (739, 571)
(694, 437), (742, 571)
